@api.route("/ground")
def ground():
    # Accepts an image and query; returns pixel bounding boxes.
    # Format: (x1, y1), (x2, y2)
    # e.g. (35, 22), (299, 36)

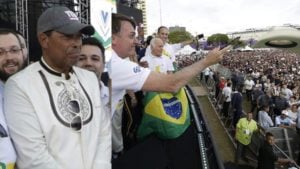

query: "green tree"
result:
(207, 33), (229, 45)
(168, 30), (193, 44)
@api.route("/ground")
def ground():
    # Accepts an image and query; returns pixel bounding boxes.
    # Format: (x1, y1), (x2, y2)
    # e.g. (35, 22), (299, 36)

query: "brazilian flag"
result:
(137, 87), (190, 140)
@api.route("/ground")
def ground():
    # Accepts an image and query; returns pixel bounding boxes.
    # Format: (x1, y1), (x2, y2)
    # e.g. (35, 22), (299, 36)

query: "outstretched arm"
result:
(142, 46), (230, 92)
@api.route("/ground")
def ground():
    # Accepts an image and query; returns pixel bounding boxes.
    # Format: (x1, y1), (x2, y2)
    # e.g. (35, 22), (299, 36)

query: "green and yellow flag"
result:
(137, 88), (190, 140)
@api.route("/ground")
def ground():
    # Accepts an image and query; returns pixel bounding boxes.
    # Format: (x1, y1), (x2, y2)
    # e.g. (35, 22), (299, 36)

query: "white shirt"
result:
(287, 110), (297, 121)
(0, 81), (17, 168)
(109, 50), (151, 117)
(140, 53), (174, 73)
(5, 60), (111, 169)
(251, 71), (260, 79)
(203, 67), (210, 76)
(258, 110), (274, 129)
(145, 43), (181, 62)
(222, 86), (232, 102)
(100, 81), (110, 114)
(281, 87), (293, 100)
(244, 79), (255, 90)
(275, 115), (295, 127)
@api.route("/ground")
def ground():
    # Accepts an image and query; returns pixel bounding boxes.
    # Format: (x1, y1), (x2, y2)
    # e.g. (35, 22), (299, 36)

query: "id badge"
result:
(245, 129), (250, 135)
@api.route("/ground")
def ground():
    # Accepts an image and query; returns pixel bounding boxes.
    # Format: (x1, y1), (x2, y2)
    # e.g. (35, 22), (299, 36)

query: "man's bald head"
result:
(150, 38), (164, 57)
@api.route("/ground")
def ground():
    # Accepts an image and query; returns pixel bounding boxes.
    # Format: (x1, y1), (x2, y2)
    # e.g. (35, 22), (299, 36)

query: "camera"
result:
(221, 36), (241, 49)
(196, 34), (204, 39)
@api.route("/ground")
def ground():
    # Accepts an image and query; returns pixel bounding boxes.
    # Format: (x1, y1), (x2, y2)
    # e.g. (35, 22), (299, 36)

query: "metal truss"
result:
(38, 0), (90, 24)
(15, 0), (29, 49)
(75, 0), (90, 24)
(14, 0), (90, 51)
(119, 0), (139, 8)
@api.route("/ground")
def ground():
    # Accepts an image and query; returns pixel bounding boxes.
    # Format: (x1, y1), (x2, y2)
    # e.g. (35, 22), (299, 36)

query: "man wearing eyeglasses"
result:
(0, 28), (26, 169)
(4, 7), (111, 169)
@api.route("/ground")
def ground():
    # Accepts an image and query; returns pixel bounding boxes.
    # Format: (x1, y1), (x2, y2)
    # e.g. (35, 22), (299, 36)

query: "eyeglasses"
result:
(68, 99), (82, 131)
(0, 48), (22, 57)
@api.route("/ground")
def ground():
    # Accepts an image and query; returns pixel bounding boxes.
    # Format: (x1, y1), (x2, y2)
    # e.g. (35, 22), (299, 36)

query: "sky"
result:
(146, 0), (300, 36)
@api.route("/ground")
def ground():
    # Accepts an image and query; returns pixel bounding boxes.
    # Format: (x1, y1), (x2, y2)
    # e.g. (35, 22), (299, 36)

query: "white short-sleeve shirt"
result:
(145, 43), (181, 62)
(222, 86), (232, 102)
(109, 50), (151, 117)
(140, 53), (174, 73)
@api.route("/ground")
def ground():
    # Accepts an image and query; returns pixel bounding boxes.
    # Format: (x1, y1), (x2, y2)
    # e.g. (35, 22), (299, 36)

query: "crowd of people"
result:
(2, 4), (300, 169)
(221, 49), (300, 129)
(198, 48), (300, 167)
(0, 6), (230, 169)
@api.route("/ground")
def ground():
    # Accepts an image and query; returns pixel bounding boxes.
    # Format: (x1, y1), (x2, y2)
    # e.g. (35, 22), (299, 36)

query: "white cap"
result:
(281, 110), (289, 116)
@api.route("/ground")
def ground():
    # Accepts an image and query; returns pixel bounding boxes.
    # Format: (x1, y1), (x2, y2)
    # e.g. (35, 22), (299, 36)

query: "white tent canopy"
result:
(176, 45), (196, 55)
(244, 45), (254, 51)
(236, 45), (254, 51)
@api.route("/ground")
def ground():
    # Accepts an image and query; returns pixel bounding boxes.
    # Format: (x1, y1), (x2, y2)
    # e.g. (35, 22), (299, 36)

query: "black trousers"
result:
(246, 89), (252, 101)
(235, 141), (248, 163)
(222, 101), (231, 117)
